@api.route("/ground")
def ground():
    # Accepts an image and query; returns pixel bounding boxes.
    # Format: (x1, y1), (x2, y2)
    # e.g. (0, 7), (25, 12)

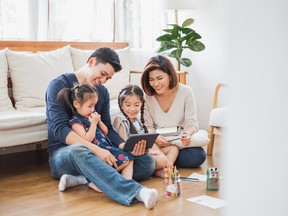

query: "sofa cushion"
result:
(110, 98), (121, 121)
(0, 110), (46, 130)
(168, 129), (210, 149)
(0, 49), (13, 111)
(5, 46), (74, 109)
(0, 110), (47, 148)
(70, 46), (130, 99)
(209, 107), (228, 127)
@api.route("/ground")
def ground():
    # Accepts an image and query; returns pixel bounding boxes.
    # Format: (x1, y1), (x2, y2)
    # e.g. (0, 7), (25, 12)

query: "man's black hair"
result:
(88, 47), (122, 72)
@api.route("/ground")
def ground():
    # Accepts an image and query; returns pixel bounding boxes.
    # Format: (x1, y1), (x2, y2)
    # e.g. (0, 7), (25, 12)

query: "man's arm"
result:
(46, 78), (117, 166)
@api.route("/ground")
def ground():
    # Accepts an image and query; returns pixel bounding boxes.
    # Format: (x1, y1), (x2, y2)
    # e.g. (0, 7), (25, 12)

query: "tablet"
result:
(123, 133), (159, 152)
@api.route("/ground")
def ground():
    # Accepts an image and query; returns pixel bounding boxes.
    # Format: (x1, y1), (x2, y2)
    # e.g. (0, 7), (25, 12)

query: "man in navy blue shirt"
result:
(45, 47), (157, 209)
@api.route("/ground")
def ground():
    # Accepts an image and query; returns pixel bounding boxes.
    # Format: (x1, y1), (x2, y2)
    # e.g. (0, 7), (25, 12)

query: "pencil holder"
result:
(163, 166), (182, 198)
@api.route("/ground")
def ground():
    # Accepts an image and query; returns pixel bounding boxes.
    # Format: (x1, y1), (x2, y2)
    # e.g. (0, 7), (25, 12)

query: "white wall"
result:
(181, 0), (229, 130)
(224, 0), (288, 215)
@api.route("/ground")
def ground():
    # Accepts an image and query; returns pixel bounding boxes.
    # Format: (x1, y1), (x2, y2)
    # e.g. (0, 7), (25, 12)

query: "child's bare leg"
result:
(116, 160), (129, 172)
(152, 154), (169, 169)
(152, 154), (169, 178)
(154, 146), (179, 178)
(160, 145), (179, 166)
(121, 160), (134, 179)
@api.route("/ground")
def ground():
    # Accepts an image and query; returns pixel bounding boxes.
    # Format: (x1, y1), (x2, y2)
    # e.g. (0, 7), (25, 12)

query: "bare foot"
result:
(88, 182), (102, 193)
(154, 169), (166, 178)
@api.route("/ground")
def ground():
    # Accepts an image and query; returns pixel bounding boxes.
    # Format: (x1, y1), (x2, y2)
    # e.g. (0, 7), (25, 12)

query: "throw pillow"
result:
(0, 49), (14, 111)
(6, 46), (74, 109)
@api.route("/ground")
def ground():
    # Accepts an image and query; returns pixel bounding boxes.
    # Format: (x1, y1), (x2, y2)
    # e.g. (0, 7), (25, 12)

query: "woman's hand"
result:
(155, 135), (170, 147)
(131, 140), (146, 156)
(180, 132), (191, 146)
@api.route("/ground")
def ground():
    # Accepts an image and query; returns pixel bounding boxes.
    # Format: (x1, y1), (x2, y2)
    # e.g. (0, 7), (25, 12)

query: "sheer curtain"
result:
(0, 0), (161, 49)
(0, 0), (48, 40)
(48, 0), (114, 42)
(48, 0), (160, 48)
(116, 0), (161, 48)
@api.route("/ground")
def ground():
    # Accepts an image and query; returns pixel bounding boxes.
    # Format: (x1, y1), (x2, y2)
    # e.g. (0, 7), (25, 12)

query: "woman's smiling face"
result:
(148, 69), (170, 95)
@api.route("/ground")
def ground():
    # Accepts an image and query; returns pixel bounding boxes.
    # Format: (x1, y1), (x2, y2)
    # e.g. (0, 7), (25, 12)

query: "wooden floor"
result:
(0, 139), (225, 216)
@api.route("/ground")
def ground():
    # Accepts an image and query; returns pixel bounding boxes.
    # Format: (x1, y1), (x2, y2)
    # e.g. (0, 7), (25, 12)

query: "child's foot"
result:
(154, 166), (169, 178)
(154, 169), (166, 178)
(58, 174), (88, 191)
(88, 182), (102, 193)
(136, 188), (158, 209)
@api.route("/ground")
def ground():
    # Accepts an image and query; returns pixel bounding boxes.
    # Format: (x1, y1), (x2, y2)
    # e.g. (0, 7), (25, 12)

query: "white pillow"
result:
(6, 46), (74, 109)
(70, 46), (131, 99)
(170, 129), (210, 149)
(0, 49), (13, 111)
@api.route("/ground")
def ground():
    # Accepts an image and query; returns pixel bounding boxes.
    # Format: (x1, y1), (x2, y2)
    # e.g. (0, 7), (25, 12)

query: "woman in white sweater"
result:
(140, 55), (206, 168)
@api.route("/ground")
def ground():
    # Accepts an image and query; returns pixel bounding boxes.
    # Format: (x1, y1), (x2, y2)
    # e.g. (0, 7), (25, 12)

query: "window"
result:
(0, 0), (160, 49)
(0, 0), (30, 40)
(48, 0), (114, 42)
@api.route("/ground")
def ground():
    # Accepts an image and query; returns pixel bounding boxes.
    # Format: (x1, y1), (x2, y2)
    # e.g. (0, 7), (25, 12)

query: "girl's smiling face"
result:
(121, 94), (142, 120)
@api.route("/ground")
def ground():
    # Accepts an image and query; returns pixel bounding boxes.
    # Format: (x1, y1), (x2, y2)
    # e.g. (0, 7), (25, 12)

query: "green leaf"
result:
(168, 24), (181, 28)
(163, 29), (173, 33)
(178, 58), (192, 67)
(182, 28), (194, 34)
(171, 26), (180, 39)
(180, 31), (194, 43)
(156, 44), (176, 53)
(162, 41), (178, 47)
(188, 41), (206, 51)
(185, 33), (201, 45)
(156, 34), (174, 42)
(169, 48), (183, 59)
(192, 32), (202, 40)
(182, 18), (194, 27)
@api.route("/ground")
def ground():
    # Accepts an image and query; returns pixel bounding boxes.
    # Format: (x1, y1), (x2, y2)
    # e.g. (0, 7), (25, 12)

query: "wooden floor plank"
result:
(0, 138), (225, 216)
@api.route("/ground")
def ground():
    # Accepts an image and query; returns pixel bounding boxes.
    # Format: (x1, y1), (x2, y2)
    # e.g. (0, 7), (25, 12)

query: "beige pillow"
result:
(6, 46), (74, 109)
(70, 46), (130, 99)
(0, 49), (14, 111)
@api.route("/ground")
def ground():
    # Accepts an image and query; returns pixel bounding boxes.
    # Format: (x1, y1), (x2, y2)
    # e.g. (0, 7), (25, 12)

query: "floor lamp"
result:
(160, 0), (195, 24)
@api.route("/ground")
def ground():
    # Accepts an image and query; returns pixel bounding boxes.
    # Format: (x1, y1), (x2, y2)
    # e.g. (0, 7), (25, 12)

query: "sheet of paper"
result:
(188, 172), (207, 181)
(187, 195), (228, 209)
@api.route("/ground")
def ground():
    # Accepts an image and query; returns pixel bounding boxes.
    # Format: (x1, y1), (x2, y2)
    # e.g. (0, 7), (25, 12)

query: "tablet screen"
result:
(123, 133), (159, 152)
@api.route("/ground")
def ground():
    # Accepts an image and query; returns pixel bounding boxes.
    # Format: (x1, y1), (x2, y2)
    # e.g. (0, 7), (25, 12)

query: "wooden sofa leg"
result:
(36, 144), (42, 152)
(207, 126), (215, 156)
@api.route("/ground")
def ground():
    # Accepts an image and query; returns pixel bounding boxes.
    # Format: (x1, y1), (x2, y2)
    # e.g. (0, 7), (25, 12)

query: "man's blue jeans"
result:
(49, 144), (155, 206)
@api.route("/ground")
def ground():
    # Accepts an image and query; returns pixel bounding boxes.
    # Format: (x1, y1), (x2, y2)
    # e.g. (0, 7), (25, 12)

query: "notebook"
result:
(156, 126), (181, 136)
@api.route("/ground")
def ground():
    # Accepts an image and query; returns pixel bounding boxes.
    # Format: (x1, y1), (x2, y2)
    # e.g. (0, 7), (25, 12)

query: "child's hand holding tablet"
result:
(123, 133), (159, 152)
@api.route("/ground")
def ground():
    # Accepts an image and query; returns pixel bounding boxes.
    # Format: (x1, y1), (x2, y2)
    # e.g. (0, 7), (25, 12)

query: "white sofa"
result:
(0, 41), (131, 149)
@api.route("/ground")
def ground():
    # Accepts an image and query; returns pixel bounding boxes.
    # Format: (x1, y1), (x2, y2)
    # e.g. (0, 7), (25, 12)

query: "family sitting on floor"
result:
(45, 48), (206, 209)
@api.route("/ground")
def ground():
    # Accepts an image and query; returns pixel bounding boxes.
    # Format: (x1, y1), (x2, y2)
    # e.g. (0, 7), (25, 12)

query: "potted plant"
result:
(156, 18), (205, 70)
